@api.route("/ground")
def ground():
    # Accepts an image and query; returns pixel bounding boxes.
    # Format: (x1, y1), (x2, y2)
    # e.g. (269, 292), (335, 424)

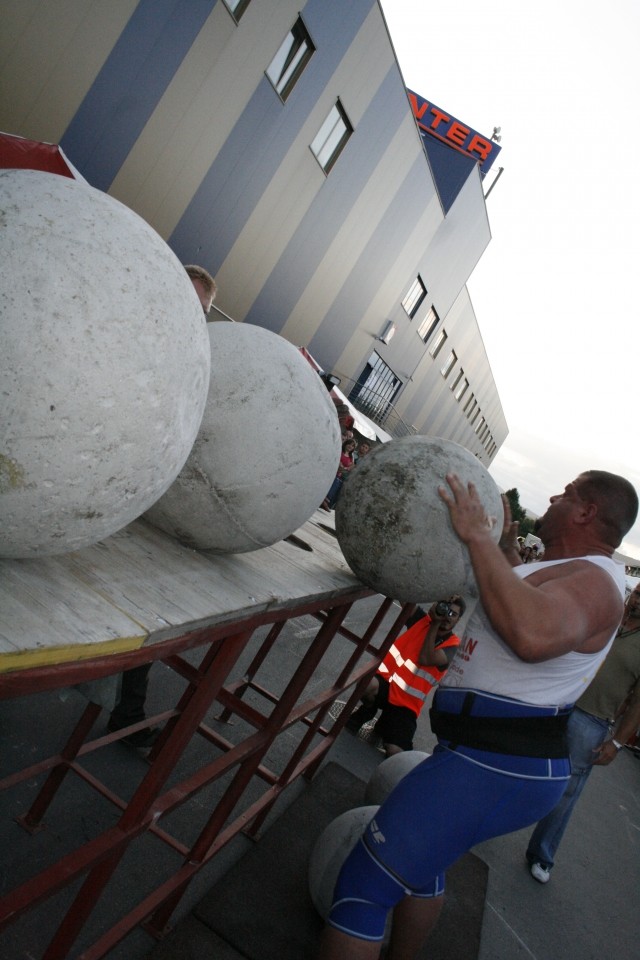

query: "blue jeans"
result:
(526, 707), (610, 870)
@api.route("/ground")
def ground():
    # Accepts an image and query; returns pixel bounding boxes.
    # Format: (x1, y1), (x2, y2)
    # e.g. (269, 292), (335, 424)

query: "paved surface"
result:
(1, 593), (639, 959)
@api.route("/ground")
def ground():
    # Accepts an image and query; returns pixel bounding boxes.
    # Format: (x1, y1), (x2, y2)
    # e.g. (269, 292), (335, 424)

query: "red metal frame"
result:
(0, 588), (414, 959)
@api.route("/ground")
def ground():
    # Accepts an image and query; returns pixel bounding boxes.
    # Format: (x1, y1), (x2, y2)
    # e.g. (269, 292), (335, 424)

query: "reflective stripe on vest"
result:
(379, 617), (460, 714)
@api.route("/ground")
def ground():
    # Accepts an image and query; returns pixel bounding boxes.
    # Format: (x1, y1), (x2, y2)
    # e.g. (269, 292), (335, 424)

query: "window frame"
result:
(222, 0), (251, 22)
(417, 306), (440, 344)
(266, 17), (315, 102)
(310, 100), (353, 174)
(402, 277), (427, 319)
(429, 329), (447, 359)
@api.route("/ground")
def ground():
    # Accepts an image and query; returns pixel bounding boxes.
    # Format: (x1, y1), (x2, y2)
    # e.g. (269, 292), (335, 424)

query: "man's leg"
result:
(347, 677), (382, 732)
(108, 664), (159, 746)
(526, 708), (608, 872)
(386, 894), (444, 960)
(317, 927), (381, 960)
(110, 664), (152, 727)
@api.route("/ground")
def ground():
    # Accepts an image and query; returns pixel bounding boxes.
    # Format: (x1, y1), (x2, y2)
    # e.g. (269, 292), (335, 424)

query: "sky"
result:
(380, 0), (640, 559)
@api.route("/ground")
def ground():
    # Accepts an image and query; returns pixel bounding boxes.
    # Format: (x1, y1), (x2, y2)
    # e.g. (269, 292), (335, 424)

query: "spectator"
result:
(346, 597), (465, 757)
(525, 581), (640, 882)
(184, 263), (217, 317)
(321, 439), (356, 511)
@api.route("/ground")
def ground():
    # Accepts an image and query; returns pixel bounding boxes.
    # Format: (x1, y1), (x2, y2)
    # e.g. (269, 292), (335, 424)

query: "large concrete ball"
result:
(364, 751), (430, 806)
(334, 436), (502, 601)
(0, 169), (210, 558)
(144, 323), (341, 552)
(308, 806), (379, 920)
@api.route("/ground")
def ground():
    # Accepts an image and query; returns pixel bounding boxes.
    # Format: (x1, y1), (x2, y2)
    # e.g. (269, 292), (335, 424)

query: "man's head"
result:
(626, 583), (640, 619)
(185, 264), (217, 315)
(432, 595), (465, 634)
(358, 442), (371, 457)
(535, 471), (638, 550)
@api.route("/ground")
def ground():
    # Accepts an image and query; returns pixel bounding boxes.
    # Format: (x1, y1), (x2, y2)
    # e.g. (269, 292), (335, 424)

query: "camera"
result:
(434, 601), (455, 618)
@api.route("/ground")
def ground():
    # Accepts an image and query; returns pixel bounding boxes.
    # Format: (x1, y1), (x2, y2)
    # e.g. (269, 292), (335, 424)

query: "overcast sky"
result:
(380, 0), (640, 559)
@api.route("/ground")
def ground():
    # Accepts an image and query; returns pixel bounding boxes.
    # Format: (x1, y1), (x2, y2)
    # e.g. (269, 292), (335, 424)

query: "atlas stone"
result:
(308, 805), (380, 920)
(335, 435), (503, 601)
(0, 169), (210, 558)
(364, 750), (431, 805)
(144, 322), (341, 553)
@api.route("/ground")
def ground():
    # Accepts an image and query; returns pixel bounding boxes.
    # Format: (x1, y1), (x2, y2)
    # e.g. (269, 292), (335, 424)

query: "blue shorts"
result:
(328, 689), (571, 942)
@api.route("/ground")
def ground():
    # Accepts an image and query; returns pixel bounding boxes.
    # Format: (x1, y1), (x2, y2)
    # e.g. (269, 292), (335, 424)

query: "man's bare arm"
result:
(438, 474), (622, 662)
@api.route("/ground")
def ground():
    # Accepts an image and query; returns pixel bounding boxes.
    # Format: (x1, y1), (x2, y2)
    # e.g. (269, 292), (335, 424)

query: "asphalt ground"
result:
(1, 593), (638, 959)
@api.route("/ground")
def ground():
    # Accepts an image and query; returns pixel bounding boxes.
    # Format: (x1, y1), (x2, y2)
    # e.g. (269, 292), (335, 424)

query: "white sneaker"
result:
(530, 861), (550, 884)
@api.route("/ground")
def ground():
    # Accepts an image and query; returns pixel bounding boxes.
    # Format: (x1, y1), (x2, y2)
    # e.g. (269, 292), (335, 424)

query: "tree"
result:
(504, 488), (526, 524)
(504, 488), (536, 538)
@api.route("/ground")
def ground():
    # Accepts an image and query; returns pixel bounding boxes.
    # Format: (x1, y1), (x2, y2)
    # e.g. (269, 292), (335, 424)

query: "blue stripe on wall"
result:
(169, 0), (374, 266)
(307, 150), (427, 368)
(241, 67), (412, 342)
(60, 0), (216, 191)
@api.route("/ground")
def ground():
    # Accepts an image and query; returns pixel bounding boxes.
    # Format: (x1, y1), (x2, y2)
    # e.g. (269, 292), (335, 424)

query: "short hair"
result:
(184, 264), (217, 299)
(447, 594), (466, 616)
(578, 471), (639, 547)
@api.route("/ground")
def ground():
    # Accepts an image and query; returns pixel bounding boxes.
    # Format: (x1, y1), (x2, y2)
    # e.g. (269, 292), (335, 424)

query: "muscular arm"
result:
(438, 475), (623, 663)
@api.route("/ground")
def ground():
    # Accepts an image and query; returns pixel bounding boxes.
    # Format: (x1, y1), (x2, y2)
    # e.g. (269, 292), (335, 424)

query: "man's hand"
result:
(498, 495), (523, 567)
(591, 739), (621, 766)
(438, 473), (497, 546)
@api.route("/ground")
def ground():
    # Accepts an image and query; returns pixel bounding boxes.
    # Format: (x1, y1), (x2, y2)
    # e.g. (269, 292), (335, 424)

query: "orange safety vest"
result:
(378, 615), (460, 715)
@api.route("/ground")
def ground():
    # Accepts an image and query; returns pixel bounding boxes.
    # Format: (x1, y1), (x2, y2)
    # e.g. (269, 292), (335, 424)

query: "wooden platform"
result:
(0, 510), (355, 677)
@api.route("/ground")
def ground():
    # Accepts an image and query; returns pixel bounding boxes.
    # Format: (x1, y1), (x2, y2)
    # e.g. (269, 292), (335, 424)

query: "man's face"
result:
(190, 277), (214, 315)
(628, 587), (640, 618)
(436, 602), (463, 633)
(359, 443), (370, 456)
(534, 477), (587, 541)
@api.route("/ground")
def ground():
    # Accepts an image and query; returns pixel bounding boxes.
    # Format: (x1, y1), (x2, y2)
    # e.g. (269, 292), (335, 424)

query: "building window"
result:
(402, 277), (427, 318)
(222, 0), (251, 22)
(454, 376), (468, 402)
(440, 350), (457, 379)
(266, 17), (314, 101)
(474, 415), (485, 435)
(349, 352), (402, 424)
(417, 306), (439, 343)
(450, 368), (464, 393)
(310, 100), (353, 174)
(429, 329), (447, 359)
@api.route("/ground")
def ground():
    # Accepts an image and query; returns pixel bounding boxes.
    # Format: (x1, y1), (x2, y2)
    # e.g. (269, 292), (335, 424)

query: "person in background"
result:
(185, 263), (217, 317)
(525, 581), (640, 882)
(346, 597), (465, 757)
(321, 438), (356, 511)
(353, 440), (371, 464)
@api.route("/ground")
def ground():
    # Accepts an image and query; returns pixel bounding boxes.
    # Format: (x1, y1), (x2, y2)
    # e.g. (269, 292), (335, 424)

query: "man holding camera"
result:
(346, 596), (465, 757)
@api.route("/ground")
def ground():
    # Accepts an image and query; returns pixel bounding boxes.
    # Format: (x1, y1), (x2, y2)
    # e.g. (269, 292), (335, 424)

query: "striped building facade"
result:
(1, 0), (508, 462)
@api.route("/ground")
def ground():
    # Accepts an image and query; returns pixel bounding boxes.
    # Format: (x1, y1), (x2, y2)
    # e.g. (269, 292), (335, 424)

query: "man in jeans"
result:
(526, 582), (640, 883)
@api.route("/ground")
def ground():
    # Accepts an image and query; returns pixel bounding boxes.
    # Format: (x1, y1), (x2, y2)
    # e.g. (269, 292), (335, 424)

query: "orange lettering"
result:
(408, 92), (429, 121)
(429, 107), (450, 130)
(463, 637), (478, 655)
(447, 121), (469, 147)
(468, 135), (491, 161)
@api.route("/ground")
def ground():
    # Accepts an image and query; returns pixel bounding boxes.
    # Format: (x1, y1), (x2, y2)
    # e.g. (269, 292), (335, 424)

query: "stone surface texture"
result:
(145, 322), (341, 552)
(0, 169), (210, 558)
(335, 435), (503, 601)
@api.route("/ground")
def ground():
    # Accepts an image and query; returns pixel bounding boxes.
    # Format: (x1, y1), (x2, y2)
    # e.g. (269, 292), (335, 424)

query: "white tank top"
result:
(440, 555), (626, 707)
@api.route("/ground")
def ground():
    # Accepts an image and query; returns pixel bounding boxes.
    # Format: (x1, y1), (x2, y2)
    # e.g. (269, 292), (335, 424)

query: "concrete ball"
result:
(0, 169), (210, 558)
(364, 751), (430, 806)
(308, 805), (379, 920)
(334, 435), (503, 601)
(144, 323), (341, 552)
